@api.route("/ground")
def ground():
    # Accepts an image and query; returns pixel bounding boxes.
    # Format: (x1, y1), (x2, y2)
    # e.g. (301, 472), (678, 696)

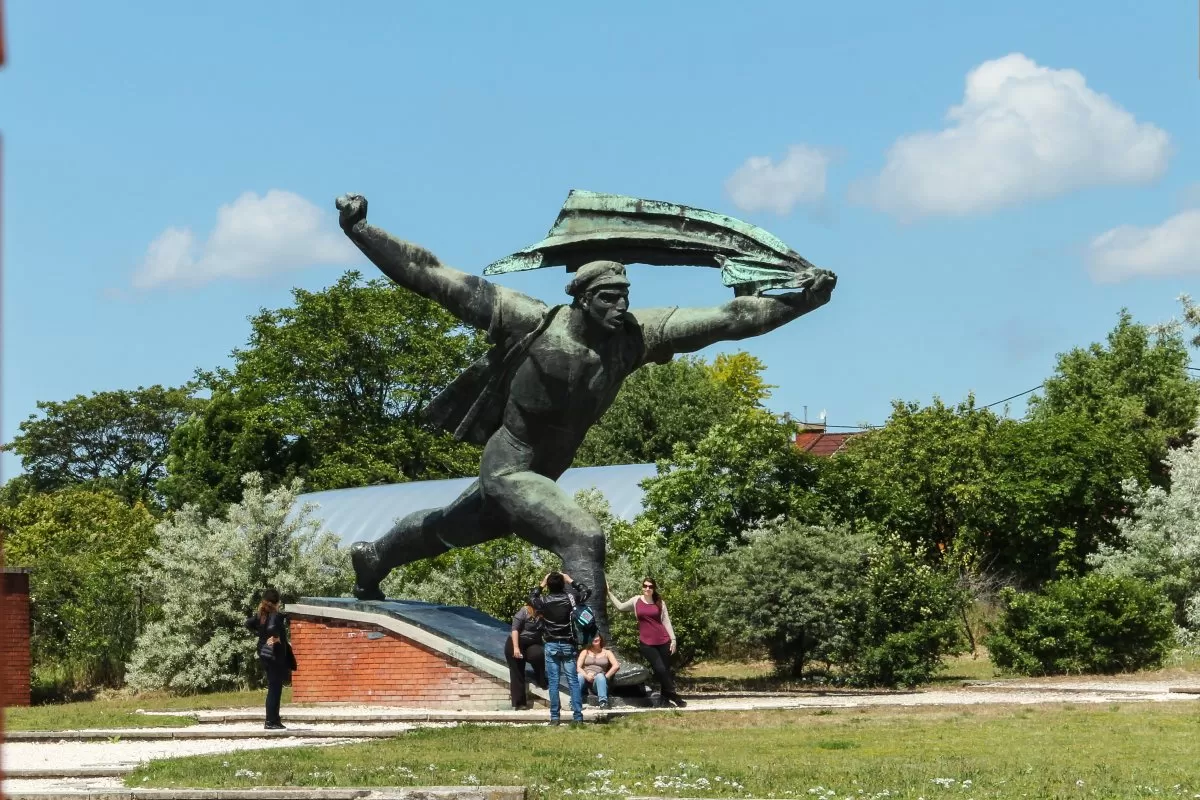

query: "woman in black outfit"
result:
(244, 588), (296, 729)
(504, 602), (546, 709)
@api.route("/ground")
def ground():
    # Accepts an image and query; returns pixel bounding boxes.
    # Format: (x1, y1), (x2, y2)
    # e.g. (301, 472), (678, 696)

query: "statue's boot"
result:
(350, 541), (386, 601)
(607, 649), (650, 687)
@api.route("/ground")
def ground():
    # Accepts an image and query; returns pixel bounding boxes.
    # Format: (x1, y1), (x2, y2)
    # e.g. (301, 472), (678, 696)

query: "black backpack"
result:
(568, 595), (598, 647)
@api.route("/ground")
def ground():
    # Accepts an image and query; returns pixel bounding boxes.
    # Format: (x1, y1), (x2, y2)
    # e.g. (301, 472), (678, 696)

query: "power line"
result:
(814, 362), (1197, 434)
(982, 384), (1043, 409)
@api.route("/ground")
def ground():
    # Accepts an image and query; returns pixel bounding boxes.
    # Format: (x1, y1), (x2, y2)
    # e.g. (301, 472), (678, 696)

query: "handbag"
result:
(259, 639), (278, 661)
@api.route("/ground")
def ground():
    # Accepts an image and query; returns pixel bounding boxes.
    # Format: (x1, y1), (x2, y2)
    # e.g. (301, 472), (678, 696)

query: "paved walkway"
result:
(5, 679), (1198, 794)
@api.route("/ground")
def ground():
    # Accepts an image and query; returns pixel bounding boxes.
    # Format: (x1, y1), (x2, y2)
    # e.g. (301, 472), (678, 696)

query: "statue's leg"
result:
(350, 481), (507, 600)
(480, 470), (610, 635)
(482, 469), (651, 686)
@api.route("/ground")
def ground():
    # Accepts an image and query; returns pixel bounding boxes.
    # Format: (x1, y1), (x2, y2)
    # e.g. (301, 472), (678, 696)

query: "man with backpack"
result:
(529, 571), (591, 724)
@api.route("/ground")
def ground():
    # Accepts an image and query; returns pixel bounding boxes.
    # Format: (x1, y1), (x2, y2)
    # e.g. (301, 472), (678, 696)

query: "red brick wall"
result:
(0, 569), (32, 707)
(290, 616), (512, 709)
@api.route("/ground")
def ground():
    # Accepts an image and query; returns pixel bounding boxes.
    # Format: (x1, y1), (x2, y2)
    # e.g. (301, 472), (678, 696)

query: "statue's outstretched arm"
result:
(661, 272), (836, 354)
(336, 194), (511, 331)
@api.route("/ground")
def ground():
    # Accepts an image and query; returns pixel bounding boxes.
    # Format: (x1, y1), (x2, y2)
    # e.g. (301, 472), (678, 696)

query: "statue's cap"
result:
(565, 261), (630, 297)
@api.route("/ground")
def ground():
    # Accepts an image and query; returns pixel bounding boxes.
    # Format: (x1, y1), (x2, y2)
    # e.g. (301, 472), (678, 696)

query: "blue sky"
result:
(2, 1), (1199, 478)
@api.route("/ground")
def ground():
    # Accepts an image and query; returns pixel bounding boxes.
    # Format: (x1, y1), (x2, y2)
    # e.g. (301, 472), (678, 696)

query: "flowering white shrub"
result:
(1091, 421), (1200, 638)
(125, 473), (352, 692)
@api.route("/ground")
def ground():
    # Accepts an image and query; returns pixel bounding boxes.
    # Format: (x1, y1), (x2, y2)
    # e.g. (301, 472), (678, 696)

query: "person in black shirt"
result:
(244, 588), (297, 729)
(505, 603), (546, 709)
(529, 571), (587, 723)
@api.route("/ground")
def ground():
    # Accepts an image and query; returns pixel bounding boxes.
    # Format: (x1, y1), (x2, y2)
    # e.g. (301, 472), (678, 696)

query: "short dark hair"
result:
(262, 587), (281, 605)
(546, 572), (565, 593)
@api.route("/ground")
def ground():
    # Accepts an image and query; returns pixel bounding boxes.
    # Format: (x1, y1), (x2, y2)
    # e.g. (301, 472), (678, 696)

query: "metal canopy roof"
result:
(293, 463), (658, 548)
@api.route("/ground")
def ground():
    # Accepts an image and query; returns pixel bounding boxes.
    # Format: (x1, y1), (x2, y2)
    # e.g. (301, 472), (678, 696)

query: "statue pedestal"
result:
(288, 598), (544, 710)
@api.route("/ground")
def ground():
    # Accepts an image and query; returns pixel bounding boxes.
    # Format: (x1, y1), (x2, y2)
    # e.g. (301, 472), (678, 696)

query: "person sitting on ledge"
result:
(577, 633), (620, 709)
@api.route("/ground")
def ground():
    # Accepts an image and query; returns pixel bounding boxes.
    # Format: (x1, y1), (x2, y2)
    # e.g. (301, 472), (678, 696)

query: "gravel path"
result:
(4, 734), (355, 771)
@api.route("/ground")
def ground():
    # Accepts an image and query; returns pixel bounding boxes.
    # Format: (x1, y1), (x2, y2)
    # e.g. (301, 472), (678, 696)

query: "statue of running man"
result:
(335, 193), (836, 649)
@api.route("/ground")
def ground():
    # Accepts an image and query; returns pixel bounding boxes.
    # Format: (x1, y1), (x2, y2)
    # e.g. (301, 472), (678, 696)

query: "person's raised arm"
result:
(608, 592), (637, 612)
(659, 272), (836, 354)
(337, 194), (540, 333)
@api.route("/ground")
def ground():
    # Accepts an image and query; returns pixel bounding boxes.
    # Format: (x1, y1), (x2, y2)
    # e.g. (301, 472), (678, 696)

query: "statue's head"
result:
(566, 260), (630, 333)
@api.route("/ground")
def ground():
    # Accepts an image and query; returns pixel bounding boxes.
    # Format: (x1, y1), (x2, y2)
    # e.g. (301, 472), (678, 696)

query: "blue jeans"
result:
(584, 671), (609, 704)
(543, 641), (582, 721)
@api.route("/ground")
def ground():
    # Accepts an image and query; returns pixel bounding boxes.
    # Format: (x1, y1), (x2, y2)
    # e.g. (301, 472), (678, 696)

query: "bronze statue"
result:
(335, 191), (836, 667)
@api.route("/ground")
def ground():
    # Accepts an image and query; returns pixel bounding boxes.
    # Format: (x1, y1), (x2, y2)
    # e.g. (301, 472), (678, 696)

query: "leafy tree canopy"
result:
(162, 271), (487, 513)
(3, 385), (200, 508)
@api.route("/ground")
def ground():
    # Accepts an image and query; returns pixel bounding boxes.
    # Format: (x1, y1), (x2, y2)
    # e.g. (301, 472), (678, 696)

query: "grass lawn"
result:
(3, 688), (290, 731)
(129, 702), (1200, 799)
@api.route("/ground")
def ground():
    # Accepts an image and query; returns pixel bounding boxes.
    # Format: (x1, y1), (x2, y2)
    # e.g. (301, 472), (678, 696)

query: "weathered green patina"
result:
(484, 190), (822, 294)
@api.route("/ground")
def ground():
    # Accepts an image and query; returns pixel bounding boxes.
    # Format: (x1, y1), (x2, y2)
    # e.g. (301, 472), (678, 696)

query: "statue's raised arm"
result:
(657, 271), (836, 354)
(336, 194), (543, 334)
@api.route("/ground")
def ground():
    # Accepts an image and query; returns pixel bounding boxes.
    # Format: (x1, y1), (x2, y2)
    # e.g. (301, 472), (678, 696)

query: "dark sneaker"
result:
(598, 700), (610, 710)
(670, 695), (688, 708)
(549, 718), (561, 726)
(264, 722), (286, 730)
(350, 542), (385, 601)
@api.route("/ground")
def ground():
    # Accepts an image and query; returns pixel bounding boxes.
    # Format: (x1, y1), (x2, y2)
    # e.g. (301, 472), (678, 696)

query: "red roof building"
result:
(793, 423), (862, 456)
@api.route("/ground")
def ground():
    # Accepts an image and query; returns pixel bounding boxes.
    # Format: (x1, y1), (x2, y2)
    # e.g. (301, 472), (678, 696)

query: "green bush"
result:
(831, 537), (968, 687)
(707, 521), (868, 677)
(985, 574), (1176, 676)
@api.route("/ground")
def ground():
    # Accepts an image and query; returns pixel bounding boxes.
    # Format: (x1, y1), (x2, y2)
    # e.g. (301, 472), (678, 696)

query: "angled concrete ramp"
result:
(291, 598), (648, 703)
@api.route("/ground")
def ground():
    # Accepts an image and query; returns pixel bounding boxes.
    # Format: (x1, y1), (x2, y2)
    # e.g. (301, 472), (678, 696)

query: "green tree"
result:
(639, 410), (823, 557)
(709, 351), (774, 406)
(3, 385), (200, 507)
(707, 520), (870, 677)
(162, 271), (487, 513)
(821, 397), (1001, 560)
(0, 486), (158, 692)
(1028, 310), (1199, 484)
(159, 388), (311, 517)
(986, 411), (1145, 581)
(824, 398), (1145, 583)
(574, 354), (758, 467)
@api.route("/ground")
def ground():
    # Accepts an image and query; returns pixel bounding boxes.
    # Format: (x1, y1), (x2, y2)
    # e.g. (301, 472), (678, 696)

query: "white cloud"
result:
(724, 144), (831, 215)
(850, 53), (1171, 220)
(1087, 209), (1200, 283)
(133, 190), (358, 289)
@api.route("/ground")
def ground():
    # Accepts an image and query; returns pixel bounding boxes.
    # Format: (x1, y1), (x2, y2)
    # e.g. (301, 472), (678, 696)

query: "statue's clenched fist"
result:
(336, 194), (368, 232)
(808, 269), (836, 306)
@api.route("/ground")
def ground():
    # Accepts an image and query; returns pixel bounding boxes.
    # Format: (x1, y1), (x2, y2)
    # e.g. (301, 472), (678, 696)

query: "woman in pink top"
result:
(607, 577), (686, 707)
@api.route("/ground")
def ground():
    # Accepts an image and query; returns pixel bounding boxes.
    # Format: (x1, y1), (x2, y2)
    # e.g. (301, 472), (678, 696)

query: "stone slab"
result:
(2, 789), (525, 800)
